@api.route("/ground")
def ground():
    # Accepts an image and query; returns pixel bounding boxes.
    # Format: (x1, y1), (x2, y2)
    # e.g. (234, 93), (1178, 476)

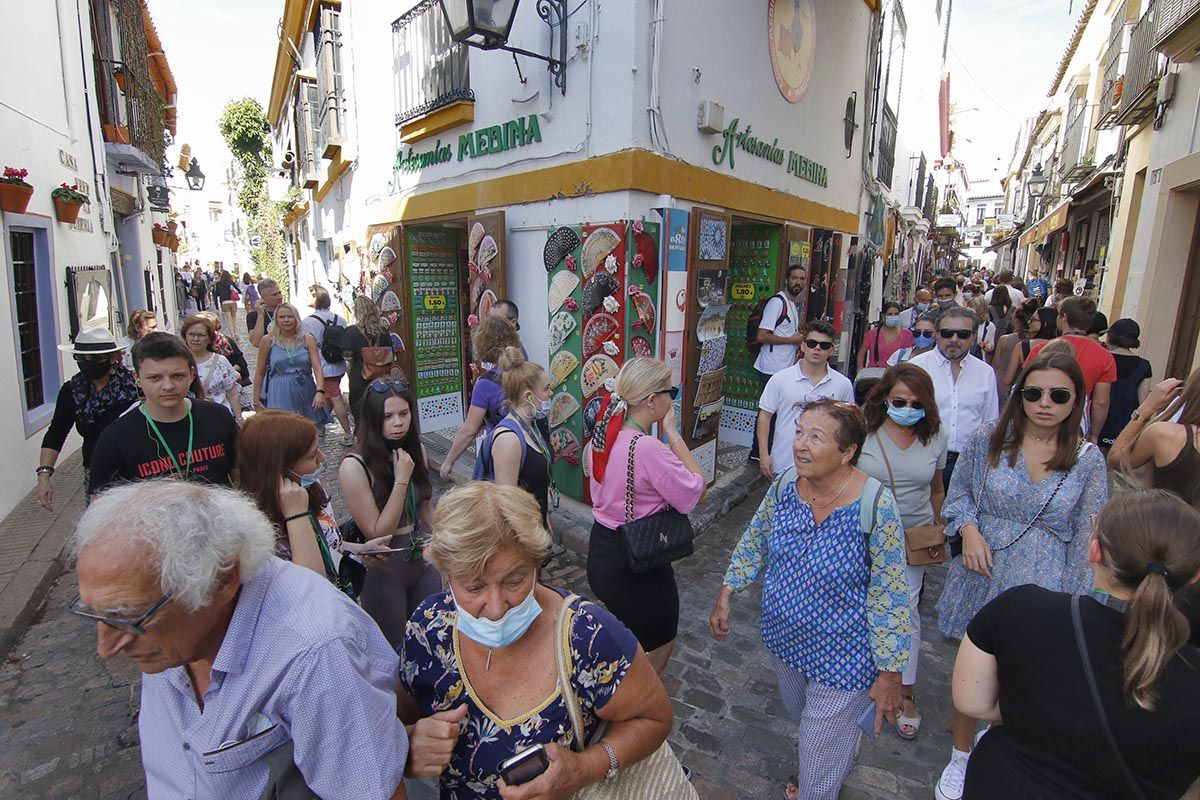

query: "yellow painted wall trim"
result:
(374, 149), (860, 232)
(282, 201), (310, 227)
(862, 0), (880, 9)
(400, 101), (476, 144)
(268, 0), (337, 127)
(315, 158), (351, 202)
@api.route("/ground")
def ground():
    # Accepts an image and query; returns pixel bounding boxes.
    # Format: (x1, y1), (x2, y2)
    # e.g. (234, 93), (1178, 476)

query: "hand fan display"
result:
(549, 392), (580, 428)
(583, 395), (603, 441)
(548, 271), (580, 314)
(630, 290), (656, 331)
(581, 227), (621, 277)
(582, 272), (620, 317)
(631, 335), (653, 357)
(370, 275), (389, 302)
(378, 246), (397, 271)
(549, 351), (579, 389)
(548, 311), (577, 354)
(379, 290), (402, 312)
(550, 429), (581, 461)
(581, 354), (620, 399)
(544, 227), (581, 272)
(582, 313), (620, 358)
(468, 223), (485, 262)
(477, 289), (498, 319)
(476, 235), (499, 270)
(633, 229), (659, 284)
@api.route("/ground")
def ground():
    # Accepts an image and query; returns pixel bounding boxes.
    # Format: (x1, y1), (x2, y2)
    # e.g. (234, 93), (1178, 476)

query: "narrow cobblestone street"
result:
(0, 396), (958, 800)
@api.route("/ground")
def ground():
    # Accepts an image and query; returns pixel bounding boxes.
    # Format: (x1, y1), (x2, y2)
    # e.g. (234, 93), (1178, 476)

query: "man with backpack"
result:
(747, 264), (807, 462)
(304, 287), (356, 445)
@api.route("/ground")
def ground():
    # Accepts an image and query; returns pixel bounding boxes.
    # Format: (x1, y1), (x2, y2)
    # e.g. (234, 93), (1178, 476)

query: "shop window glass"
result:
(393, 0), (474, 126)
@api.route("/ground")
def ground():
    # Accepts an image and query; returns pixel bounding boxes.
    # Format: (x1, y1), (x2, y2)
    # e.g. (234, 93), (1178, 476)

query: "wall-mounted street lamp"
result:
(438, 0), (568, 95)
(185, 158), (205, 191)
(1026, 164), (1049, 200)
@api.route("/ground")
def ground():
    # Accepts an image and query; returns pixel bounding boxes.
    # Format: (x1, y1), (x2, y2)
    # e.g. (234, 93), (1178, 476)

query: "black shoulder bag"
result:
(617, 434), (696, 573)
(1071, 595), (1148, 800)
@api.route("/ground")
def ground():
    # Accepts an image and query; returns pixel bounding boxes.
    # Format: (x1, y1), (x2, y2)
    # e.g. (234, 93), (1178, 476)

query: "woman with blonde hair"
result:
(118, 309), (157, 370)
(440, 315), (522, 479)
(951, 489), (1200, 798)
(397, 482), (684, 799)
(251, 302), (327, 421)
(587, 357), (705, 675)
(343, 294), (392, 421)
(480, 346), (554, 523)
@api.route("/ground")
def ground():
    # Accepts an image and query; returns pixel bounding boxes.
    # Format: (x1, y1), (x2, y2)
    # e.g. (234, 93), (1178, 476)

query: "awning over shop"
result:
(1019, 199), (1070, 248)
(986, 225), (1026, 253)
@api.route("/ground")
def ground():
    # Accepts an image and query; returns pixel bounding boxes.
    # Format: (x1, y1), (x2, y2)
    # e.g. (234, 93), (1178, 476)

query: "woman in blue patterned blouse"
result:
(709, 398), (912, 800)
(397, 482), (683, 799)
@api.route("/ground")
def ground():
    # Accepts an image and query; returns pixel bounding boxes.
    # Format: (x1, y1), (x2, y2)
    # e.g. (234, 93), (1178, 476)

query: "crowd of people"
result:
(43, 267), (1200, 800)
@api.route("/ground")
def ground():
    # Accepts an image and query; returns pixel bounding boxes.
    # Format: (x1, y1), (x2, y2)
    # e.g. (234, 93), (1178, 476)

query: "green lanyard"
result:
(510, 413), (560, 510)
(626, 418), (649, 435)
(142, 401), (194, 479)
(307, 513), (351, 592)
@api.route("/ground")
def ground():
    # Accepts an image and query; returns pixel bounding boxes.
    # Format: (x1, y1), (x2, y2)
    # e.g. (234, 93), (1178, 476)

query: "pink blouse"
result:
(588, 430), (705, 530)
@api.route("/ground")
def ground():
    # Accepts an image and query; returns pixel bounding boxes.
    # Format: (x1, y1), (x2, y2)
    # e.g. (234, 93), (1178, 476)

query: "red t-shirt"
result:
(862, 326), (915, 368)
(1025, 335), (1117, 395)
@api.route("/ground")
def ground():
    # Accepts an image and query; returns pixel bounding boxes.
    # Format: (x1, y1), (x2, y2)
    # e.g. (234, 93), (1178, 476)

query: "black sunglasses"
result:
(369, 380), (410, 394)
(803, 339), (834, 351)
(938, 328), (974, 340)
(654, 386), (680, 400)
(1020, 386), (1074, 405)
(67, 593), (172, 636)
(888, 398), (925, 411)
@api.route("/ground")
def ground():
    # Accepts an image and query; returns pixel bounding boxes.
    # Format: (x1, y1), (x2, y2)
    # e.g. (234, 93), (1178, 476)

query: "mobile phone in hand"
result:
(857, 702), (878, 738)
(499, 744), (549, 786)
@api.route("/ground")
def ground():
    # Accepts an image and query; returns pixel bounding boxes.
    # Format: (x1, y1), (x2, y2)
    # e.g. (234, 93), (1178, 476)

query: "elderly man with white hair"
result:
(68, 480), (411, 799)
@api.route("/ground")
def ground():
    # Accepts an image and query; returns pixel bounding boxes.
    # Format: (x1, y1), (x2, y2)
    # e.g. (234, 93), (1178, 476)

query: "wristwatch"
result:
(1130, 409), (1143, 421)
(35, 466), (55, 476)
(599, 740), (619, 782)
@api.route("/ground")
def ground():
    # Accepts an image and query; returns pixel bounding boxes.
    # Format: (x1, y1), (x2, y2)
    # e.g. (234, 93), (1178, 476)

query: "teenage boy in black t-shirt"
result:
(89, 333), (239, 496)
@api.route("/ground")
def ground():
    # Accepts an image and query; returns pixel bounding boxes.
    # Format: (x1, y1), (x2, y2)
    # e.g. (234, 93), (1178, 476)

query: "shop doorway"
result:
(1166, 205), (1200, 379)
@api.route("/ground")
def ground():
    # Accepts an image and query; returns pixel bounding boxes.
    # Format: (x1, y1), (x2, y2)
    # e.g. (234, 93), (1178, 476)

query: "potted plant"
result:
(152, 222), (169, 246)
(0, 167), (34, 214)
(51, 183), (88, 224)
(102, 124), (130, 144)
(113, 64), (126, 92)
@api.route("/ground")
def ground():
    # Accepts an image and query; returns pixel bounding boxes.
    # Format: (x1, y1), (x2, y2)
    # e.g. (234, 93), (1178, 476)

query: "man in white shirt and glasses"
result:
(756, 319), (855, 478)
(909, 306), (999, 489)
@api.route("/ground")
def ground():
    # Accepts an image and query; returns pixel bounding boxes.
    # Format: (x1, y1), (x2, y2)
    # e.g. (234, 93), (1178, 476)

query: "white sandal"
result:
(896, 693), (921, 740)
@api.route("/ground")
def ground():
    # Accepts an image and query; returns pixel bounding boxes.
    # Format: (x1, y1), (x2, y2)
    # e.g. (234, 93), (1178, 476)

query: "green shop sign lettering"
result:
(711, 117), (828, 188)
(393, 114), (544, 174)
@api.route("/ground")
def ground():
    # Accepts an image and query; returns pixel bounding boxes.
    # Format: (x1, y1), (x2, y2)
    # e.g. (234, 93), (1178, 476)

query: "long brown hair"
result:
(1159, 365), (1200, 426)
(1095, 489), (1200, 710)
(351, 383), (431, 510)
(863, 363), (942, 445)
(236, 411), (327, 542)
(988, 352), (1086, 470)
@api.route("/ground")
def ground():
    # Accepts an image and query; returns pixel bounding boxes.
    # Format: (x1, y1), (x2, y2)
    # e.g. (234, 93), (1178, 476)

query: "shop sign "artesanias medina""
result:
(711, 117), (828, 188)
(393, 114), (544, 173)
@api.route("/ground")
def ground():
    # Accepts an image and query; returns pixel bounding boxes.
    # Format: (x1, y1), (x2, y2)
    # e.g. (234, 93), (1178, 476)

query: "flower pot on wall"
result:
(152, 228), (168, 246)
(102, 124), (130, 145)
(114, 72), (126, 92)
(53, 197), (84, 224)
(0, 183), (33, 214)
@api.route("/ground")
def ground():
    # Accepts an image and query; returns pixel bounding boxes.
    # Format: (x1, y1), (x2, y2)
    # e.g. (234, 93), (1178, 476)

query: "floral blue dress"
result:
(399, 588), (637, 799)
(723, 469), (912, 691)
(936, 422), (1109, 639)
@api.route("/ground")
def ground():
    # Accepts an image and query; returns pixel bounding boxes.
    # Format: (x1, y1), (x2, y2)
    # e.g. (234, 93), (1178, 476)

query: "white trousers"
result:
(903, 562), (926, 687)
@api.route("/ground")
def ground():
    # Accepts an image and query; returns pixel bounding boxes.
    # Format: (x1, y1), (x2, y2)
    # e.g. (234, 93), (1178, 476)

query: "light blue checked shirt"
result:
(138, 558), (408, 799)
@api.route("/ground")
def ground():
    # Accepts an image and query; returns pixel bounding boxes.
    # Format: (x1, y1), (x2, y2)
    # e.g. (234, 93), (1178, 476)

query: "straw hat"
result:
(58, 327), (122, 355)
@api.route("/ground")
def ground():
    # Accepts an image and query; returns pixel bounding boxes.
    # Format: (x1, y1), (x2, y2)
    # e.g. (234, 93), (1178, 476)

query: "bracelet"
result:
(315, 389), (326, 394)
(283, 511), (310, 523)
(394, 479), (409, 487)
(35, 466), (55, 476)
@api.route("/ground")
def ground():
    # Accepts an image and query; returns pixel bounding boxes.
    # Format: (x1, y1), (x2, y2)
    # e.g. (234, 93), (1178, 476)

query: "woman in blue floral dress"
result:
(398, 482), (684, 799)
(933, 351), (1109, 800)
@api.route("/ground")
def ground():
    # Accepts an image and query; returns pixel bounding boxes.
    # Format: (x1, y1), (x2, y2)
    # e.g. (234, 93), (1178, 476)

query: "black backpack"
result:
(746, 293), (790, 355)
(318, 314), (347, 364)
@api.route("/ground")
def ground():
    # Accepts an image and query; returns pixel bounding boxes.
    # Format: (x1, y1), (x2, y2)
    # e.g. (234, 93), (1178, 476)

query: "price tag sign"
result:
(424, 294), (446, 310)
(800, 242), (811, 258)
(731, 282), (755, 301)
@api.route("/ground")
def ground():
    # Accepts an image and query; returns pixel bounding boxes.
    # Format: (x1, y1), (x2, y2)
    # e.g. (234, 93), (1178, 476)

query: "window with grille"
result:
(315, 5), (345, 159)
(10, 230), (46, 411)
(295, 80), (321, 189)
(393, 0), (474, 127)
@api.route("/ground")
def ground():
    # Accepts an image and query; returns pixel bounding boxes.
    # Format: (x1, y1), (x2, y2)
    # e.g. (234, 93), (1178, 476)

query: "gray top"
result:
(858, 426), (948, 528)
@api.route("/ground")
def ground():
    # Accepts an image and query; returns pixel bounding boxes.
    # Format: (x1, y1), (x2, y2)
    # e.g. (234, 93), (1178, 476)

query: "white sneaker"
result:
(934, 749), (970, 800)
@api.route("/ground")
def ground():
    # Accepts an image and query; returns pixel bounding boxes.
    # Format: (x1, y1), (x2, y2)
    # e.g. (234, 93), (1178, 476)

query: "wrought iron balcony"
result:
(1114, 3), (1163, 127)
(1155, 0), (1200, 60)
(1096, 4), (1131, 130)
(877, 103), (898, 189)
(393, 0), (474, 128)
(94, 0), (168, 174)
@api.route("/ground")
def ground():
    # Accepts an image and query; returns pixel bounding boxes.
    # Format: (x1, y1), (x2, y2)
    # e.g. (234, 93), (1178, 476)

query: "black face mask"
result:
(77, 360), (111, 381)
(385, 437), (406, 452)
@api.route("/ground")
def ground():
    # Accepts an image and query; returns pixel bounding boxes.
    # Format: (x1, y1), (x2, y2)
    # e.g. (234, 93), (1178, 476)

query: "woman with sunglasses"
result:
(887, 311), (939, 365)
(587, 357), (706, 675)
(37, 328), (139, 511)
(1003, 306), (1057, 390)
(484, 347), (554, 525)
(933, 351), (1108, 800)
(858, 364), (947, 741)
(251, 303), (327, 422)
(340, 379), (441, 647)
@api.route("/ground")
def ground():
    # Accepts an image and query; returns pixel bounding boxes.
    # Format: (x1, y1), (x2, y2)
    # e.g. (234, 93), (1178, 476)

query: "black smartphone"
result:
(498, 744), (550, 786)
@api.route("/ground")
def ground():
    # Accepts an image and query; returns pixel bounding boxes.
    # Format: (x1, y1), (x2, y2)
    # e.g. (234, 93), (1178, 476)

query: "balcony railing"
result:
(393, 0), (473, 127)
(1115, 2), (1162, 126)
(92, 0), (167, 170)
(1097, 5), (1131, 129)
(877, 103), (898, 189)
(1156, 0), (1200, 43)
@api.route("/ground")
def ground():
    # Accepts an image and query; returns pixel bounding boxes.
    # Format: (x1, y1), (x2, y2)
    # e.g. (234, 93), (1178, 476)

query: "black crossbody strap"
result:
(624, 434), (644, 524)
(1071, 596), (1147, 800)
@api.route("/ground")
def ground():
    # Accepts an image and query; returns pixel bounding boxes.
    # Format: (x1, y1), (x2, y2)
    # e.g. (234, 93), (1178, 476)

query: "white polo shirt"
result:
(753, 293), (801, 374)
(759, 362), (855, 474)
(909, 348), (1000, 453)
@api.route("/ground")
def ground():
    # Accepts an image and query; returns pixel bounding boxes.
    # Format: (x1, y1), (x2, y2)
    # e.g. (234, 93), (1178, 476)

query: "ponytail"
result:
(1095, 489), (1200, 711)
(1122, 566), (1191, 710)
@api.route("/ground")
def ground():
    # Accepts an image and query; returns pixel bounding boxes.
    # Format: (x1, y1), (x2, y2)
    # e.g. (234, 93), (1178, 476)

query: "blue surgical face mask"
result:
(528, 394), (552, 419)
(453, 584), (542, 649)
(290, 467), (321, 488)
(915, 302), (930, 312)
(914, 331), (935, 348)
(886, 404), (926, 427)
(884, 314), (901, 328)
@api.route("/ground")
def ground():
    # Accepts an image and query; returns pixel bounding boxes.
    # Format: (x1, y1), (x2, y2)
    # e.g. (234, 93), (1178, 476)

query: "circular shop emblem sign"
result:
(768, 0), (817, 104)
